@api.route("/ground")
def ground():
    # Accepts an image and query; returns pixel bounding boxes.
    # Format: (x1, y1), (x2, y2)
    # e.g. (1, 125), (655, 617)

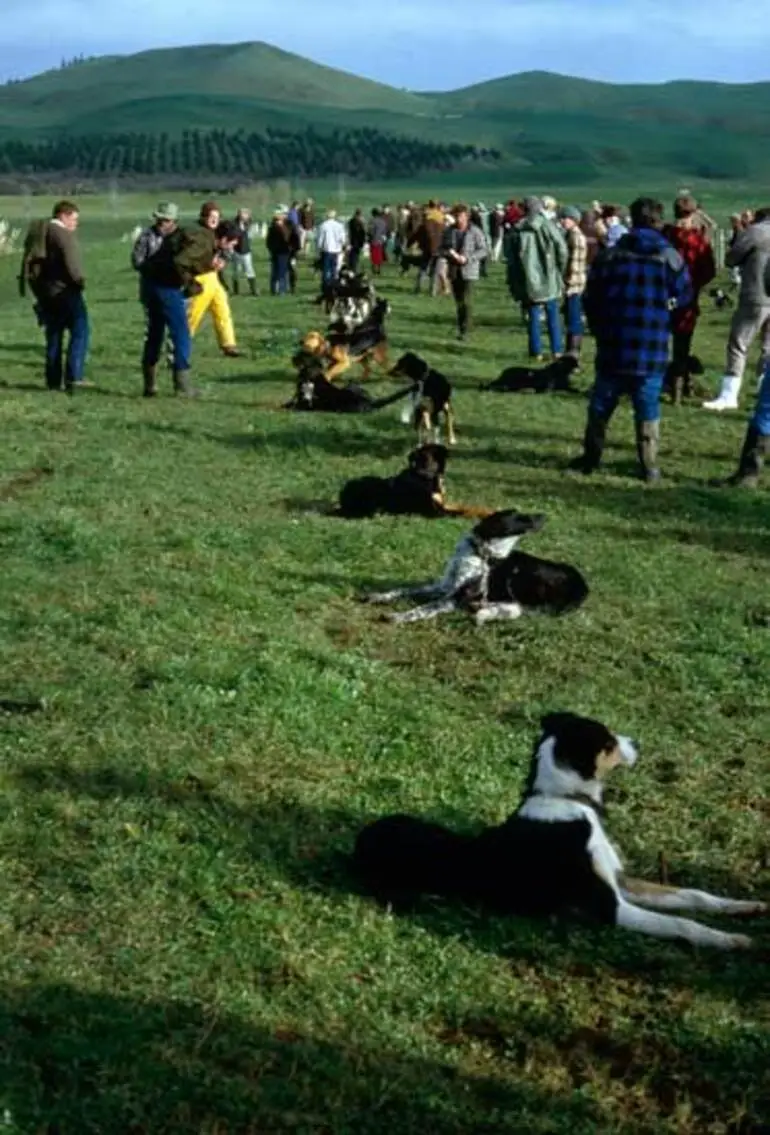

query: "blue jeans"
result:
(43, 290), (89, 389)
(347, 247), (363, 273)
(564, 293), (584, 338)
(753, 361), (770, 435)
(527, 299), (563, 357)
(590, 372), (665, 425)
(321, 251), (339, 287)
(142, 282), (191, 372)
(270, 254), (289, 295)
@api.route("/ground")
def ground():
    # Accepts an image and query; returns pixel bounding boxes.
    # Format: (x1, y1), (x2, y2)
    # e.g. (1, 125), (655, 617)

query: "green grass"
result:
(0, 223), (769, 1134)
(3, 42), (770, 182)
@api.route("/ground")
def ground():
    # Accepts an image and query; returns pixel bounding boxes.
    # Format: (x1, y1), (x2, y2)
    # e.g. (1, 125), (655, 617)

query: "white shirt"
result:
(317, 218), (346, 254)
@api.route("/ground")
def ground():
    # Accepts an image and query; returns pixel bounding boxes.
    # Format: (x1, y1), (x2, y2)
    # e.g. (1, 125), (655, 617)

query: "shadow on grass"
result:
(12, 763), (770, 1007)
(0, 983), (603, 1135)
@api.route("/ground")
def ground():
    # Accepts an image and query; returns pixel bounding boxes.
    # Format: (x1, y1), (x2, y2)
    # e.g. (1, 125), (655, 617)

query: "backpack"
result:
(18, 219), (50, 299)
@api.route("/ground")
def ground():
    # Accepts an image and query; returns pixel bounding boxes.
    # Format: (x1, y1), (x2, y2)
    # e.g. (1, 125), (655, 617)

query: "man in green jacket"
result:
(505, 196), (568, 360)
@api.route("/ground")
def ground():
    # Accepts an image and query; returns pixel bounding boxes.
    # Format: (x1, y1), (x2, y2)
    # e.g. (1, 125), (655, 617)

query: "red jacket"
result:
(663, 223), (716, 334)
(504, 203), (524, 227)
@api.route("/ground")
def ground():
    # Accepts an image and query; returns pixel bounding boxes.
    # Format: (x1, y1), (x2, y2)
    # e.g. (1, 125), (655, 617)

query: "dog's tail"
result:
(366, 384), (419, 413)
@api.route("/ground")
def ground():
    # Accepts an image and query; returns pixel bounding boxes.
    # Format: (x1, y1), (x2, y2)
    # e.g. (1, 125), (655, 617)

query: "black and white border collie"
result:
(353, 712), (766, 949)
(363, 509), (588, 626)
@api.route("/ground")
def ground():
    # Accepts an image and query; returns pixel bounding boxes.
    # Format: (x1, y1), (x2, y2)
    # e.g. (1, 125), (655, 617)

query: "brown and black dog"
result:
(338, 443), (492, 520)
(389, 352), (457, 447)
(299, 299), (390, 382)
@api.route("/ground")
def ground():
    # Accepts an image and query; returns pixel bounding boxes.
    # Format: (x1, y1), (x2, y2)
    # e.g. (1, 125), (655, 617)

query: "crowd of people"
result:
(15, 190), (770, 488)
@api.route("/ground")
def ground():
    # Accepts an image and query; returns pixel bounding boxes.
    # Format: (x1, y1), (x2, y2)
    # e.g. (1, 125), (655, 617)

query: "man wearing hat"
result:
(505, 196), (568, 360)
(559, 206), (588, 360)
(131, 202), (179, 303)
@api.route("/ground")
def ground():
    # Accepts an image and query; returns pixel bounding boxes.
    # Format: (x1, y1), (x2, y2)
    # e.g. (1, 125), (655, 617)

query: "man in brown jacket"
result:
(411, 200), (446, 295)
(36, 200), (91, 391)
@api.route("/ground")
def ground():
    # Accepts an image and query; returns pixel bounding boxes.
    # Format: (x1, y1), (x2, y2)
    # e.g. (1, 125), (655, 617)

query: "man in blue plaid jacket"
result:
(570, 198), (693, 481)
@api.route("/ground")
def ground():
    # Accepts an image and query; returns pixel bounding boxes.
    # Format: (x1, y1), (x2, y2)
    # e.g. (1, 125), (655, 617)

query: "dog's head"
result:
(301, 331), (329, 357)
(472, 510), (546, 558)
(390, 352), (429, 382)
(525, 712), (639, 800)
(408, 443), (448, 479)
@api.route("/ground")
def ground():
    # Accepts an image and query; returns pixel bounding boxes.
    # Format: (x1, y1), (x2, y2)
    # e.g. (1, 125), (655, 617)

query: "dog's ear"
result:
(473, 510), (547, 540)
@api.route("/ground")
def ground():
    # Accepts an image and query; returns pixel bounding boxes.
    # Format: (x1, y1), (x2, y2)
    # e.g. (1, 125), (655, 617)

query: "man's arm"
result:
(51, 226), (85, 288)
(131, 230), (151, 272)
(725, 229), (754, 269)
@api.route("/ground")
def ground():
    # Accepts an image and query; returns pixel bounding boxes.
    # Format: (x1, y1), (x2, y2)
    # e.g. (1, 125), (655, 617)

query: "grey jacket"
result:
(725, 219), (770, 305)
(442, 223), (488, 281)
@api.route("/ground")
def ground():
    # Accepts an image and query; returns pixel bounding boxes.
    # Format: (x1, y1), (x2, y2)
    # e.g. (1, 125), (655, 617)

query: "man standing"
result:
(131, 202), (178, 301)
(299, 198), (315, 251)
(441, 203), (488, 341)
(505, 196), (568, 360)
(316, 209), (347, 288)
(663, 195), (716, 402)
(710, 361), (770, 488)
(558, 205), (588, 360)
(186, 202), (242, 358)
(704, 207), (770, 411)
(230, 208), (258, 297)
(570, 197), (692, 482)
(489, 204), (505, 263)
(347, 208), (367, 273)
(34, 200), (90, 392)
(410, 200), (445, 295)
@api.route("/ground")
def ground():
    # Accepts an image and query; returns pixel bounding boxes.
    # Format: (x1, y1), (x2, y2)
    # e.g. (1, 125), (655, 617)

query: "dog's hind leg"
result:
(387, 598), (458, 625)
(620, 878), (767, 918)
(473, 602), (524, 626)
(364, 582), (445, 605)
(444, 403), (457, 446)
(615, 899), (753, 949)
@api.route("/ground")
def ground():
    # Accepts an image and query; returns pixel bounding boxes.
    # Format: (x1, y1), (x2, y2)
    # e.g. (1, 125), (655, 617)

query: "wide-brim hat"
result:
(153, 202), (179, 221)
(559, 205), (582, 222)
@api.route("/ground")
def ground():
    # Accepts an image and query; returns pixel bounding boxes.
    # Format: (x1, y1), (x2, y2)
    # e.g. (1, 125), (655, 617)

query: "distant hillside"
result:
(1, 42), (770, 184)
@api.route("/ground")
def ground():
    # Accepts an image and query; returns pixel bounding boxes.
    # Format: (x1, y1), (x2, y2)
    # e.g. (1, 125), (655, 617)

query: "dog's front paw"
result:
(474, 608), (492, 626)
(730, 901), (769, 919)
(727, 933), (754, 950)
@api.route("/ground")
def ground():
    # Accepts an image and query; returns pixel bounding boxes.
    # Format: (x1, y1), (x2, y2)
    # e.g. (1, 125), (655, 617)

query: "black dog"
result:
(480, 355), (580, 394)
(286, 362), (414, 415)
(364, 509), (588, 626)
(338, 443), (492, 520)
(710, 287), (734, 310)
(351, 713), (763, 949)
(389, 352), (456, 446)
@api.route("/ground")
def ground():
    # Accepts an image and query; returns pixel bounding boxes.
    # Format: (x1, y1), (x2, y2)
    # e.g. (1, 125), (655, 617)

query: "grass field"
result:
(0, 217), (769, 1134)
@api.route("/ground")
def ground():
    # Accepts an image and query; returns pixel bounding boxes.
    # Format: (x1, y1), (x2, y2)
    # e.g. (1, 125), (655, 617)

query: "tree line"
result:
(0, 126), (501, 180)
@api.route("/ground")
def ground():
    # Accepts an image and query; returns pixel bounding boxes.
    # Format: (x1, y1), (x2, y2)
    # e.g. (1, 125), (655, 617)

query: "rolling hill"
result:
(1, 41), (770, 183)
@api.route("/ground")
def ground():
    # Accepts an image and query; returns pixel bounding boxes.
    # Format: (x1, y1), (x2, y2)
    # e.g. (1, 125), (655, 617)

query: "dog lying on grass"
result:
(353, 711), (767, 949)
(389, 352), (456, 446)
(480, 355), (580, 395)
(363, 509), (589, 626)
(285, 359), (415, 415)
(337, 443), (492, 520)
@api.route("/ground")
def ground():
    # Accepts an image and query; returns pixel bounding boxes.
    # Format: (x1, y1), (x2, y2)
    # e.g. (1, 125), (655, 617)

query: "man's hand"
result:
(212, 256), (226, 272)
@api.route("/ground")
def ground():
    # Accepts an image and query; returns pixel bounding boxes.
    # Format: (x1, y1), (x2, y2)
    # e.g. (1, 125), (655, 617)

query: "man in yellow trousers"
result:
(187, 201), (243, 357)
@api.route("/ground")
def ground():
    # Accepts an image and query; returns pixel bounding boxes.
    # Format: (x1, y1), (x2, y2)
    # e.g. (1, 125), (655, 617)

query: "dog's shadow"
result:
(11, 761), (769, 1001)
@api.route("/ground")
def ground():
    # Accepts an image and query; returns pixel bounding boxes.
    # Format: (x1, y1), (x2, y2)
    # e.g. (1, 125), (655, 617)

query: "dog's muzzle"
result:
(616, 736), (639, 768)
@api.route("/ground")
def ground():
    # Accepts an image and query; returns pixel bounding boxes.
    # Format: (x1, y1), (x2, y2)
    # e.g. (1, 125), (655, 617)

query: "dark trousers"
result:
(43, 290), (89, 389)
(451, 276), (472, 336)
(321, 251), (339, 286)
(671, 331), (694, 377)
(142, 282), (191, 372)
(348, 247), (363, 273)
(270, 254), (289, 295)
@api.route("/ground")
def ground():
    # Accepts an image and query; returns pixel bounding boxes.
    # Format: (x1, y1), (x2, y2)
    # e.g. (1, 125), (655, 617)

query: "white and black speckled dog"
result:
(363, 509), (589, 626)
(353, 712), (767, 949)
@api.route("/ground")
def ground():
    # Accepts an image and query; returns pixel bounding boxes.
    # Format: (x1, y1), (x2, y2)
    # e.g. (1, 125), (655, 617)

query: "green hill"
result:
(1, 42), (770, 183)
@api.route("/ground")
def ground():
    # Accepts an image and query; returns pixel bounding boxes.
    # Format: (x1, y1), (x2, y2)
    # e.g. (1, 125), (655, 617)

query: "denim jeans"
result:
(527, 299), (563, 357)
(563, 293), (584, 338)
(270, 254), (289, 295)
(320, 251), (339, 286)
(590, 372), (665, 425)
(43, 290), (89, 389)
(347, 247), (363, 273)
(143, 282), (191, 372)
(752, 361), (770, 435)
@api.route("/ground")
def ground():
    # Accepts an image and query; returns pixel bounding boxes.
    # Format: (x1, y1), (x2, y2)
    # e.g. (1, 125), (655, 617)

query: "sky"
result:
(1, 0), (768, 88)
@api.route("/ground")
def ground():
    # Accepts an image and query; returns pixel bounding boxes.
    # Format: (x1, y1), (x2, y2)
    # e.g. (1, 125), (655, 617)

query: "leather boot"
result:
(173, 370), (201, 398)
(710, 425), (769, 488)
(636, 419), (661, 482)
(568, 410), (607, 474)
(142, 362), (157, 398)
(566, 333), (583, 359)
(248, 277), (258, 297)
(232, 277), (239, 296)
